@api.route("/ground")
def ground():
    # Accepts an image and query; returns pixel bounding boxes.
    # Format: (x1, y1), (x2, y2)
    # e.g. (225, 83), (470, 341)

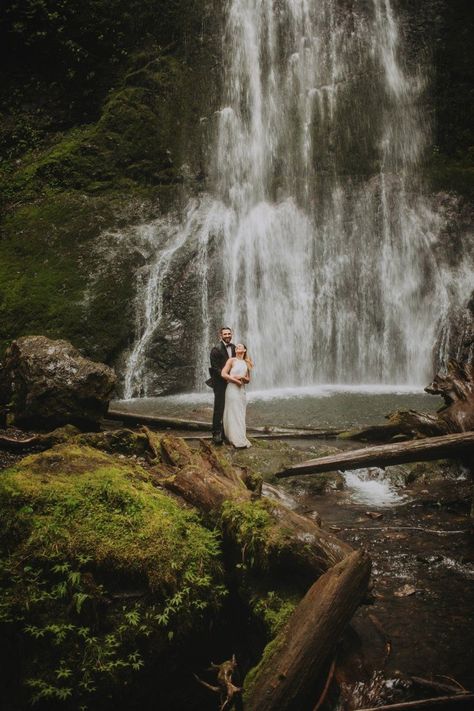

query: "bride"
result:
(221, 343), (253, 448)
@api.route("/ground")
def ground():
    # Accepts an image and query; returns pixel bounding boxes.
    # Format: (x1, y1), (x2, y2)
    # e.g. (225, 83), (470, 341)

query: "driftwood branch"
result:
(194, 656), (242, 711)
(354, 692), (474, 710)
(312, 657), (336, 711)
(275, 431), (474, 477)
(243, 549), (371, 711)
(194, 674), (220, 694)
(0, 434), (41, 451)
(408, 676), (468, 695)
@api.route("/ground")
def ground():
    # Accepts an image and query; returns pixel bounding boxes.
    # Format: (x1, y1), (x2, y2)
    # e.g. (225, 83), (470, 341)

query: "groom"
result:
(209, 326), (235, 445)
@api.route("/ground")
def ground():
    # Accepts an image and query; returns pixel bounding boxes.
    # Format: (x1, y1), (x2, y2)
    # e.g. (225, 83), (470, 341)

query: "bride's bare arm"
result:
(221, 358), (242, 386)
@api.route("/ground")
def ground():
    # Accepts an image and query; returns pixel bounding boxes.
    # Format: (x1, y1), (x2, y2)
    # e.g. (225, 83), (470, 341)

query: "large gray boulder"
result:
(0, 336), (116, 429)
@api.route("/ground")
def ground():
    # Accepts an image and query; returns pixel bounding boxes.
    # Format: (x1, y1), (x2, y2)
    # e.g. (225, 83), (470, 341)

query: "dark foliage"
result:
(433, 0), (474, 159)
(0, 0), (208, 156)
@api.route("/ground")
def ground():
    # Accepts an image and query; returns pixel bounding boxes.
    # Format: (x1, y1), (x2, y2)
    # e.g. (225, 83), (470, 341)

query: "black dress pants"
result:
(212, 380), (227, 437)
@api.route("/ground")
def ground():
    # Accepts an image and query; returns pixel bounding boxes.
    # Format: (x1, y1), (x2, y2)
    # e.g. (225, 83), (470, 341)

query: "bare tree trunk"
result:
(275, 432), (474, 478)
(243, 550), (371, 711)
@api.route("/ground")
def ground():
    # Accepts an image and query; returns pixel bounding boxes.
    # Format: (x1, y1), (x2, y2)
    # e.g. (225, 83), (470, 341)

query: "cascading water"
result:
(122, 0), (471, 398)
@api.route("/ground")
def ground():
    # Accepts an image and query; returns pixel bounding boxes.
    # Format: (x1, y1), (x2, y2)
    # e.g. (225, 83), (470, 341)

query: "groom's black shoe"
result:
(212, 434), (223, 445)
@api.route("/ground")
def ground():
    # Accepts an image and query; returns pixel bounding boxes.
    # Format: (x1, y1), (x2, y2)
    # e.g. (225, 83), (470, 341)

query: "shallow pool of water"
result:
(113, 384), (442, 430)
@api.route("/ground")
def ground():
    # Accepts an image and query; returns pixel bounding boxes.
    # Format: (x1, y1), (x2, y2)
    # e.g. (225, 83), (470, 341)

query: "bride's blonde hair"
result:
(240, 343), (253, 369)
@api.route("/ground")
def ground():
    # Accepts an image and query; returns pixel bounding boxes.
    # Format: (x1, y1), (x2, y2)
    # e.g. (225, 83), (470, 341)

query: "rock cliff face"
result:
(0, 1), (472, 394)
(0, 1), (223, 376)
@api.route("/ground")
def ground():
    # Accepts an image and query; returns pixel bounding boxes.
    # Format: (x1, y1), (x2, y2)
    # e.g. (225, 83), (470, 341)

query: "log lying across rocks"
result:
(107, 409), (213, 430)
(159, 437), (352, 576)
(0, 434), (40, 451)
(275, 431), (474, 478)
(152, 436), (372, 710)
(243, 549), (371, 711)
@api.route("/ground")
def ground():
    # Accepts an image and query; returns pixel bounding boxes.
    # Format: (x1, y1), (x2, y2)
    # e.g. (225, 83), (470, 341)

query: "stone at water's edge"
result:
(0, 335), (116, 429)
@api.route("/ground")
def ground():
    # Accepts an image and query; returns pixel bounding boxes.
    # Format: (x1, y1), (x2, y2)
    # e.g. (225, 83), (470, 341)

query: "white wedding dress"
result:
(223, 359), (251, 448)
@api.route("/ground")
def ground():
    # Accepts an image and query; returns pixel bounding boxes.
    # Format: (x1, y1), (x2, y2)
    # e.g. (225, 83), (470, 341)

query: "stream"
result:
(272, 458), (474, 706)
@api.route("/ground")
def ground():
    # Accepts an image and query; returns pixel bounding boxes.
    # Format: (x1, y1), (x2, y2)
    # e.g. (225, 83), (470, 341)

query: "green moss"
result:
(0, 50), (197, 208)
(0, 43), (217, 361)
(242, 633), (287, 700)
(75, 429), (152, 456)
(1, 444), (223, 590)
(0, 190), (150, 360)
(0, 443), (225, 706)
(250, 589), (297, 637)
(221, 499), (273, 568)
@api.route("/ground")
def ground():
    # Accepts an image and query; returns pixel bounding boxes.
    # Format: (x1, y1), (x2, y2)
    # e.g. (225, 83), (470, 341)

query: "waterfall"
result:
(122, 0), (470, 398)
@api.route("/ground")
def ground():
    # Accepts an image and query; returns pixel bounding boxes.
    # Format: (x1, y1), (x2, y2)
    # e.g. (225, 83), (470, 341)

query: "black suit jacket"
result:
(209, 341), (236, 387)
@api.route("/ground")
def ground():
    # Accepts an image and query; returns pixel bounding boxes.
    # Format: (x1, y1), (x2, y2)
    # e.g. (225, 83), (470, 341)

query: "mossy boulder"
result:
(0, 442), (225, 709)
(0, 335), (116, 429)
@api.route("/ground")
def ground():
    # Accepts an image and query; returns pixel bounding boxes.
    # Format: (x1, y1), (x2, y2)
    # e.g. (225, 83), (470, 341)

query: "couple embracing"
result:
(208, 327), (253, 448)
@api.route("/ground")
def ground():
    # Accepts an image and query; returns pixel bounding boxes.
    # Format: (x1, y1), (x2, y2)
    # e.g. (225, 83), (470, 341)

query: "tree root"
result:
(194, 655), (242, 711)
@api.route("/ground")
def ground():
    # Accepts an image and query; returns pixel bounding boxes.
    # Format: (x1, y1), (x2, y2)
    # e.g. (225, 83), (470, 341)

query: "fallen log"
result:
(107, 409), (213, 430)
(354, 691), (474, 710)
(0, 434), (40, 451)
(340, 412), (442, 443)
(180, 430), (341, 442)
(243, 549), (371, 711)
(160, 437), (352, 576)
(0, 425), (81, 452)
(275, 431), (474, 478)
(345, 360), (474, 443)
(106, 407), (340, 438)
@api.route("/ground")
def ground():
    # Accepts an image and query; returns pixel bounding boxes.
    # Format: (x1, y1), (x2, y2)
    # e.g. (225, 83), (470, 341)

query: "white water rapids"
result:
(121, 0), (472, 398)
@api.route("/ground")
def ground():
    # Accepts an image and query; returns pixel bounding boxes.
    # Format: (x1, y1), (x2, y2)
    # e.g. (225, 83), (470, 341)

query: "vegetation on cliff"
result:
(430, 0), (474, 196)
(0, 1), (220, 361)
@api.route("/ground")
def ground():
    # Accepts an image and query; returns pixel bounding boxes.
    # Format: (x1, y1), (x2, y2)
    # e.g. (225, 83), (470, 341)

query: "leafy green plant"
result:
(0, 445), (227, 707)
(221, 499), (272, 568)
